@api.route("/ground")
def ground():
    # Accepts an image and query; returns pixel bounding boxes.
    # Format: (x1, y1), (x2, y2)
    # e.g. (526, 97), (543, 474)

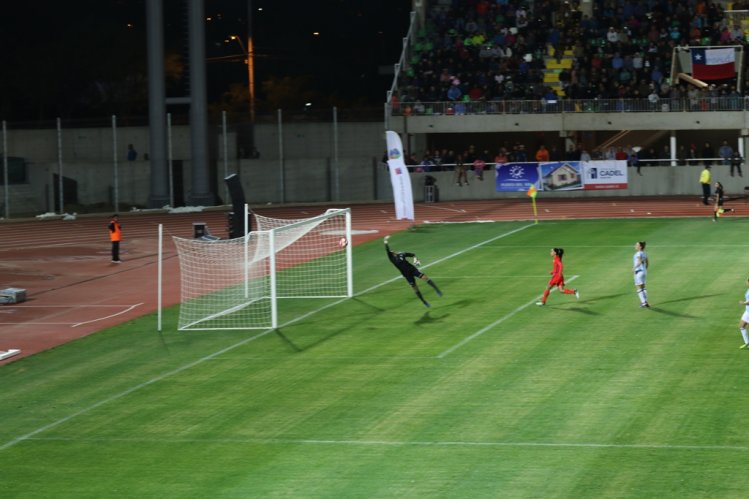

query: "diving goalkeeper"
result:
(384, 236), (442, 308)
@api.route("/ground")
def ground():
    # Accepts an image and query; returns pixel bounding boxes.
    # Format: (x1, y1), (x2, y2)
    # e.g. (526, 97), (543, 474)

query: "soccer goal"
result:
(171, 208), (352, 330)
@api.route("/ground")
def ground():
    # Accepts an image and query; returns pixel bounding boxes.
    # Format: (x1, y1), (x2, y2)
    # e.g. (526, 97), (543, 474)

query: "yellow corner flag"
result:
(527, 183), (538, 223)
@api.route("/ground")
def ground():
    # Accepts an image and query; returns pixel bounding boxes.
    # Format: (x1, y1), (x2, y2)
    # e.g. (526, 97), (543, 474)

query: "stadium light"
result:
(227, 34), (255, 124)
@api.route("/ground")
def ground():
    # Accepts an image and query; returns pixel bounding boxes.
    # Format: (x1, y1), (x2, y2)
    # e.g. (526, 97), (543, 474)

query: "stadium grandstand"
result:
(385, 0), (749, 166)
(389, 0), (748, 113)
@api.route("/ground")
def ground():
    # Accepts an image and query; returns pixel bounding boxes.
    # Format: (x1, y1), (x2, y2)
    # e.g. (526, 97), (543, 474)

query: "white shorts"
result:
(741, 311), (749, 324)
(634, 270), (646, 286)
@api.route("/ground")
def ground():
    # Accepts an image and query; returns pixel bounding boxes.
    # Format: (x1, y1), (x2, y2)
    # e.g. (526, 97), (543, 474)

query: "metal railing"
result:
(392, 96), (749, 117)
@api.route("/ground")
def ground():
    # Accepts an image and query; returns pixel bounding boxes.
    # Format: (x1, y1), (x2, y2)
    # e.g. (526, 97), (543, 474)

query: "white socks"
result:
(741, 328), (749, 345)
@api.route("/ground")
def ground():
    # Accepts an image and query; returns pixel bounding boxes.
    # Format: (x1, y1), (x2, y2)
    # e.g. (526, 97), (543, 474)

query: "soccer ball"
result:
(338, 237), (348, 248)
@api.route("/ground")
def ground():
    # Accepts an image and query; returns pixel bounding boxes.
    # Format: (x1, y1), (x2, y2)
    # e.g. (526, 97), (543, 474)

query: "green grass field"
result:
(3, 218), (749, 498)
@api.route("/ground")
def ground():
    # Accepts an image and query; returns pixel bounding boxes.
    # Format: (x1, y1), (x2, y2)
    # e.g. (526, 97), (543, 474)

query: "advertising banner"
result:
(581, 160), (628, 190)
(495, 163), (540, 192)
(539, 161), (583, 191)
(385, 131), (415, 221)
(496, 160), (628, 192)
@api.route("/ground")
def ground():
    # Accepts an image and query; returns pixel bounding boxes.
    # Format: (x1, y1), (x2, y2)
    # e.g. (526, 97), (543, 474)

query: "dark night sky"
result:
(0, 0), (412, 121)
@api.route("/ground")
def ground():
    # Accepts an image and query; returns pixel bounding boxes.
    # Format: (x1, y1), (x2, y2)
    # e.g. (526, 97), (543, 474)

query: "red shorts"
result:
(549, 275), (564, 287)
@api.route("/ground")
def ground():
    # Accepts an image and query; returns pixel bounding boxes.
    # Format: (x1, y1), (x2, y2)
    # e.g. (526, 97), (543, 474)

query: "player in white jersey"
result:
(738, 277), (749, 349)
(633, 241), (649, 308)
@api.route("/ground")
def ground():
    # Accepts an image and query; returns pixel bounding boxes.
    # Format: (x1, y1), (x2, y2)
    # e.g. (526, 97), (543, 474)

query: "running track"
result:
(0, 196), (725, 363)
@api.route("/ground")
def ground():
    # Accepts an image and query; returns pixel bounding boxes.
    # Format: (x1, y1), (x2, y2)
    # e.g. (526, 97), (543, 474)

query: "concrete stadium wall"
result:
(1, 120), (747, 216)
(405, 164), (746, 202)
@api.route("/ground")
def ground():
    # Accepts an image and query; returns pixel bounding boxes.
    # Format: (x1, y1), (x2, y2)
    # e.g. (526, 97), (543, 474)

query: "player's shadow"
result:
(645, 306), (696, 318)
(653, 293), (722, 306)
(350, 296), (385, 312)
(441, 298), (471, 309)
(643, 293), (723, 318)
(415, 310), (449, 325)
(549, 293), (627, 315)
(581, 292), (628, 302)
(554, 306), (601, 316)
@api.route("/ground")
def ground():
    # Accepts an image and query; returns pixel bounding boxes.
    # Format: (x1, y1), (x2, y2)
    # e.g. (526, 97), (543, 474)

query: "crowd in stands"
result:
(396, 0), (747, 111)
(390, 137), (743, 180)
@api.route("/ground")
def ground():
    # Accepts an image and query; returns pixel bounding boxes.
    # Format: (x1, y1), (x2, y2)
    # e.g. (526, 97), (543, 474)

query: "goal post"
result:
(172, 208), (352, 330)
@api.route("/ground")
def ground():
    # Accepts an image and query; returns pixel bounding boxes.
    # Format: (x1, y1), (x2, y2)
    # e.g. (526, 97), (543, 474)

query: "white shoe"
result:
(574, 289), (579, 299)
(536, 301), (544, 306)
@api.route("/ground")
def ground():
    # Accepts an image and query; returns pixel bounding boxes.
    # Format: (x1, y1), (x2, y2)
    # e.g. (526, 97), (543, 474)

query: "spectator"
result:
(535, 144), (550, 162)
(455, 154), (468, 186)
(418, 153), (435, 172)
(660, 145), (671, 164)
(718, 140), (733, 167)
(628, 148), (640, 175)
(730, 150), (743, 177)
(127, 144), (137, 161)
(702, 141), (715, 166)
(615, 146), (628, 161)
(677, 144), (688, 165)
(472, 155), (486, 181)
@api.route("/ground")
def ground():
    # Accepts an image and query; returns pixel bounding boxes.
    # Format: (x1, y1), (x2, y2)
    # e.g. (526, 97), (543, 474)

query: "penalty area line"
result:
(437, 275), (579, 359)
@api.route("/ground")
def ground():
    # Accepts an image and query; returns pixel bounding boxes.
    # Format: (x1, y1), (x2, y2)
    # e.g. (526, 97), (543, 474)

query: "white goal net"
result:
(172, 208), (352, 330)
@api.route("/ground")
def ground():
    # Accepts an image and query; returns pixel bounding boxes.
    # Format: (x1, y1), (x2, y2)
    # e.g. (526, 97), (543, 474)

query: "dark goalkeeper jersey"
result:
(386, 243), (418, 277)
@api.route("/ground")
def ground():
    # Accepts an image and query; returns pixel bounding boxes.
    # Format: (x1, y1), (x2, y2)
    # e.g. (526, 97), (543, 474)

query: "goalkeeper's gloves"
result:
(413, 258), (421, 267)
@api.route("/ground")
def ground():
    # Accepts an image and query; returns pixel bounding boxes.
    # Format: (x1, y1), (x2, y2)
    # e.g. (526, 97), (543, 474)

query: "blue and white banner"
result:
(495, 162), (540, 192)
(385, 131), (415, 221)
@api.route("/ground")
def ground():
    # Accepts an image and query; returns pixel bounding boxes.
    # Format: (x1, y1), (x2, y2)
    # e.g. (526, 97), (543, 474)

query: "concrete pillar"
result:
(145, 0), (170, 208)
(187, 0), (214, 205)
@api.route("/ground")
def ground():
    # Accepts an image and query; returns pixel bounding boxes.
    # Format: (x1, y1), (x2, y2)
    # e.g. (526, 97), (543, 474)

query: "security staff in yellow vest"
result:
(699, 165), (712, 205)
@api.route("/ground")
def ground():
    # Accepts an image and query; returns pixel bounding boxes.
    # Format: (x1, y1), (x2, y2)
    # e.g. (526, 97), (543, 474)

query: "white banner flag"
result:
(385, 131), (415, 221)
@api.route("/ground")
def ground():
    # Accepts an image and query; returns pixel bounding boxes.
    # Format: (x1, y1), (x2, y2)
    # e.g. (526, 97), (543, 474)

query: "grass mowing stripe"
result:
(0, 328), (277, 451)
(437, 275), (579, 358)
(25, 436), (749, 452)
(0, 223), (534, 451)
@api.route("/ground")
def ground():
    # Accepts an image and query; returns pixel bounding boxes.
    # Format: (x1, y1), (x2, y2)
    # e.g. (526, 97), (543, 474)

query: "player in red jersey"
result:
(536, 247), (579, 306)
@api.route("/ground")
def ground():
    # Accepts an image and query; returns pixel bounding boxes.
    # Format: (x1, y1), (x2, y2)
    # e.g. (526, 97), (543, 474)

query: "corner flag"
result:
(527, 183), (538, 223)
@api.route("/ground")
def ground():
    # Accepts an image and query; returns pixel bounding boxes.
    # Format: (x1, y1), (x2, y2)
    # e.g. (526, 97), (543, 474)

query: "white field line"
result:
(437, 275), (579, 359)
(0, 304), (144, 327)
(0, 224), (534, 451)
(24, 435), (749, 452)
(421, 205), (467, 213)
(73, 303), (144, 327)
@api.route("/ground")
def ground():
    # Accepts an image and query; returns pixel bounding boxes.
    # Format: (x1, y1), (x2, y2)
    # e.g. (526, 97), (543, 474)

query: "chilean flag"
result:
(691, 48), (736, 80)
